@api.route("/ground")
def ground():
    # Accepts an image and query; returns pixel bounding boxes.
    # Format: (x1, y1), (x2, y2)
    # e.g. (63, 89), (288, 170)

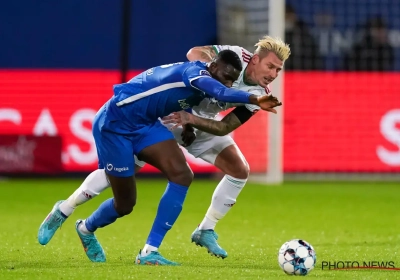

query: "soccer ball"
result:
(278, 239), (316, 276)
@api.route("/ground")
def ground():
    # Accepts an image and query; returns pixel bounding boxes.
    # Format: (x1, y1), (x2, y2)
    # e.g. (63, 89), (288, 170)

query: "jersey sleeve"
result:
(191, 78), (252, 104)
(182, 63), (213, 87)
(213, 45), (253, 64)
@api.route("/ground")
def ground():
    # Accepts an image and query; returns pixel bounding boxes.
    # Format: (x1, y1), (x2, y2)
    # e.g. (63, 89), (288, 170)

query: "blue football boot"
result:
(75, 219), (106, 262)
(135, 250), (179, 266)
(38, 200), (67, 245)
(191, 227), (228, 258)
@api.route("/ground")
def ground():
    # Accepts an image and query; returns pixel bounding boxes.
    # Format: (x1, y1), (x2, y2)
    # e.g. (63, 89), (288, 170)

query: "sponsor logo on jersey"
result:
(199, 70), (211, 77)
(106, 163), (129, 172)
(114, 166), (129, 172)
(178, 99), (190, 109)
(106, 163), (113, 171)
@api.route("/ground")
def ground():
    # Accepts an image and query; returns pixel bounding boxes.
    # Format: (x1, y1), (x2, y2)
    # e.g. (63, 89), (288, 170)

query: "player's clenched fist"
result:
(180, 125), (196, 147)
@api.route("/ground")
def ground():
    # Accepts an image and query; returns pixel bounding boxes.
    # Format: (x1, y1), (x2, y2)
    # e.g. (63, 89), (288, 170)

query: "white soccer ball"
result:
(278, 239), (316, 276)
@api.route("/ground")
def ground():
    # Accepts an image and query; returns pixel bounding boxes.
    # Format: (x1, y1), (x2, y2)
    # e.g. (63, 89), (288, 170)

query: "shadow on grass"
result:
(315, 241), (398, 247)
(1, 259), (127, 270)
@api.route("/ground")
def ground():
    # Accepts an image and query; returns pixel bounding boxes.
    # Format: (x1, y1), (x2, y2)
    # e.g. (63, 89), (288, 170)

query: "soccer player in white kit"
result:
(157, 36), (290, 259)
(37, 36), (290, 262)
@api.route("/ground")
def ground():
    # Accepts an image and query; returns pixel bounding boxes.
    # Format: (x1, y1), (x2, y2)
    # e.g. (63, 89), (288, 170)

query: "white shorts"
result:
(134, 124), (235, 167)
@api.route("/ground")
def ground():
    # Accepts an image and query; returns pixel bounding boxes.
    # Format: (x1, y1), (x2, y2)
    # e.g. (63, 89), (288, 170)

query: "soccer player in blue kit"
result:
(38, 50), (282, 265)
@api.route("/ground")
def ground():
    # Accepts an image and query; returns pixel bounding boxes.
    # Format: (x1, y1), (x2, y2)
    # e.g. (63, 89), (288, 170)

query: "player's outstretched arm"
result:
(187, 46), (217, 62)
(191, 77), (282, 112)
(162, 106), (253, 136)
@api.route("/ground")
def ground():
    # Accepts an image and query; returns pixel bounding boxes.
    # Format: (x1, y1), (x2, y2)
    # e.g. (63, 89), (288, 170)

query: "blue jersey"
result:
(110, 61), (210, 124)
(108, 60), (252, 126)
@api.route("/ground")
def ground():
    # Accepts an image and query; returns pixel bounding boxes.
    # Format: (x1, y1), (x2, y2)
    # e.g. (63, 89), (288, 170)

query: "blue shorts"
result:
(93, 104), (174, 177)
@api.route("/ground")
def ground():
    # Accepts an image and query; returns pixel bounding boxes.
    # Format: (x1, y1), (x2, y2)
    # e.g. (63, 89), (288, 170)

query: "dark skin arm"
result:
(163, 94), (281, 136)
(163, 110), (243, 137)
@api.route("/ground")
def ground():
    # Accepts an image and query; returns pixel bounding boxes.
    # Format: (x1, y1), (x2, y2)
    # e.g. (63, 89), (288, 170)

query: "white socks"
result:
(59, 169), (110, 216)
(199, 175), (247, 230)
(141, 244), (158, 257)
(78, 220), (92, 235)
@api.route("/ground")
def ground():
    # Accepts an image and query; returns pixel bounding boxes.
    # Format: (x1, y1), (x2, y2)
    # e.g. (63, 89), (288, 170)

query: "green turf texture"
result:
(0, 178), (399, 279)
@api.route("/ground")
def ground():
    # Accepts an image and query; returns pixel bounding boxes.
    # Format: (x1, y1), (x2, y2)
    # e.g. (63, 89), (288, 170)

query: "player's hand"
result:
(162, 111), (194, 130)
(257, 95), (282, 114)
(181, 125), (196, 147)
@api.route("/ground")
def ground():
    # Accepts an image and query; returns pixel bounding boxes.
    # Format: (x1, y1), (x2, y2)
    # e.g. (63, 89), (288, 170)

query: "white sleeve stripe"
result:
(189, 76), (212, 91)
(189, 75), (211, 83)
(116, 82), (186, 106)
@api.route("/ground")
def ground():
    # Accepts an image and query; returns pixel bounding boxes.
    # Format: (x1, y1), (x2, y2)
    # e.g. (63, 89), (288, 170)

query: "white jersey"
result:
(191, 45), (270, 119)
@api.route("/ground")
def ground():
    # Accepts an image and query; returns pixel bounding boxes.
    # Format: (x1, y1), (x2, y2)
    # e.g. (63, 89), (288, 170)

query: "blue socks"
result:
(83, 181), (188, 248)
(85, 198), (120, 232)
(146, 182), (189, 247)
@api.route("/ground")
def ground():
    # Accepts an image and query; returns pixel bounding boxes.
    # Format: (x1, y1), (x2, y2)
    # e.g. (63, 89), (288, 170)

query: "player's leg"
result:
(134, 124), (193, 265)
(37, 160), (144, 246)
(198, 143), (249, 230)
(76, 173), (136, 262)
(73, 109), (140, 262)
(188, 135), (249, 258)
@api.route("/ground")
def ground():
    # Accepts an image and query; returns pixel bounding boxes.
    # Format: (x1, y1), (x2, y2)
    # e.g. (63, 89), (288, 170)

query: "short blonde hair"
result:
(254, 36), (291, 61)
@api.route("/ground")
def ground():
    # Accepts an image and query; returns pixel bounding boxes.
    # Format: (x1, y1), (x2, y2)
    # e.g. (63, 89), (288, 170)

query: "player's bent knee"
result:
(239, 161), (250, 178)
(214, 145), (250, 179)
(118, 208), (133, 217)
(226, 160), (250, 179)
(114, 196), (136, 216)
(166, 164), (194, 186)
(114, 201), (135, 216)
(171, 168), (193, 187)
(106, 174), (137, 216)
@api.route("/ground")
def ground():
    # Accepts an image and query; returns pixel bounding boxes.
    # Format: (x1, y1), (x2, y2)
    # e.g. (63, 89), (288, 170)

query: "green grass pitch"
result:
(0, 178), (399, 279)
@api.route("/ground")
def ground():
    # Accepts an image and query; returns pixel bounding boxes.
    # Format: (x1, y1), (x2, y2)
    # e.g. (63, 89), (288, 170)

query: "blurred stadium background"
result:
(1, 0), (399, 181)
(1, 1), (400, 279)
